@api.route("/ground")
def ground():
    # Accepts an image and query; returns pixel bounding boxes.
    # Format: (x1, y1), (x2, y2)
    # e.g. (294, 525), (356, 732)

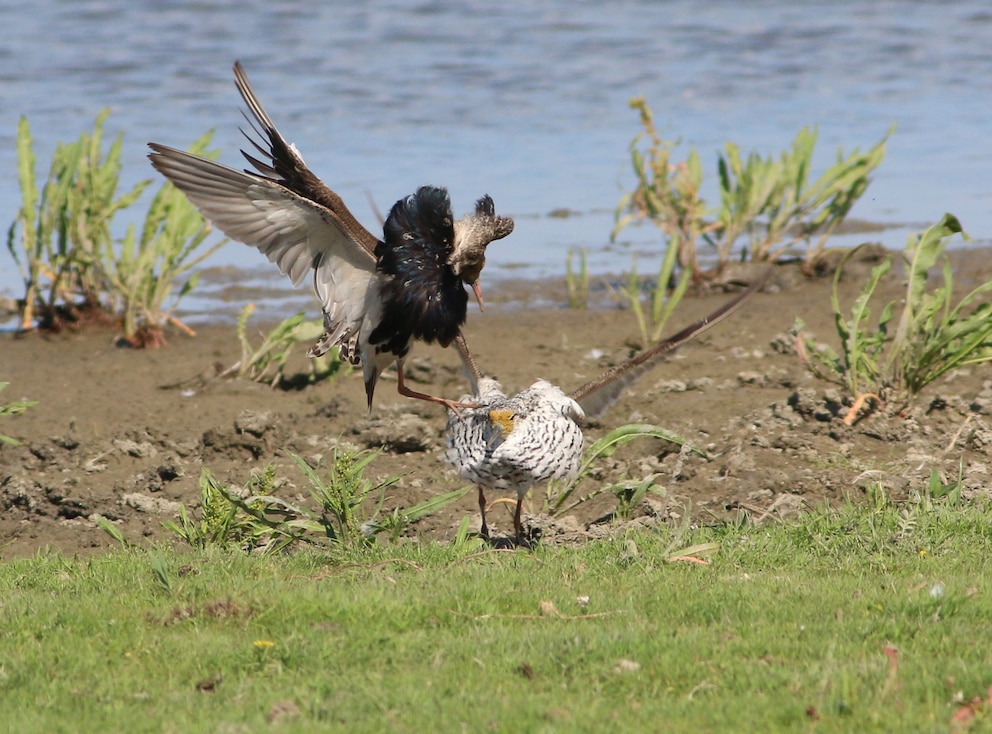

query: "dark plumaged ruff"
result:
(147, 61), (514, 412)
(369, 186), (469, 358)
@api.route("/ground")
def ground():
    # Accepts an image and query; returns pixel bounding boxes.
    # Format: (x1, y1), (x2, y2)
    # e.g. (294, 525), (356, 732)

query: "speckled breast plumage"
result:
(442, 378), (585, 496)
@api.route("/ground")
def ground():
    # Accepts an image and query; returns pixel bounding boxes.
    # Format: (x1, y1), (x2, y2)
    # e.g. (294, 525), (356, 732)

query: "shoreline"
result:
(3, 254), (992, 558)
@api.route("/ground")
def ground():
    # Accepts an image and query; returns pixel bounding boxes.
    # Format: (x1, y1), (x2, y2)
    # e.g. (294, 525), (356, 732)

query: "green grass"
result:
(4, 492), (992, 732)
(0, 381), (37, 446)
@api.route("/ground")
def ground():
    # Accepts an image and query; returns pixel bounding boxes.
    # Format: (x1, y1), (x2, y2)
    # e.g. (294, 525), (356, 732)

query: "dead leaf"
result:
(195, 673), (223, 692)
(614, 659), (641, 674)
(539, 600), (559, 617)
(268, 700), (301, 724)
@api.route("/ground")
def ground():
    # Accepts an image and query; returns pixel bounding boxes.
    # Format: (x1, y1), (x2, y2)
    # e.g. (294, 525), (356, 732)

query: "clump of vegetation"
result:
(6, 113), (224, 345)
(7, 112), (147, 330)
(163, 447), (469, 551)
(613, 98), (716, 277)
(0, 382), (37, 447)
(613, 97), (890, 279)
(716, 125), (889, 266)
(564, 247), (589, 309)
(217, 305), (345, 388)
(162, 464), (281, 551)
(609, 228), (691, 347)
(103, 133), (227, 346)
(544, 422), (707, 520)
(797, 213), (992, 419)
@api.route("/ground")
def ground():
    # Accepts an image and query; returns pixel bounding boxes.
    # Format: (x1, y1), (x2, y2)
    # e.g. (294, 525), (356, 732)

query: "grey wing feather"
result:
(149, 60), (387, 362)
(231, 60), (381, 258)
(148, 145), (378, 353)
(148, 145), (374, 280)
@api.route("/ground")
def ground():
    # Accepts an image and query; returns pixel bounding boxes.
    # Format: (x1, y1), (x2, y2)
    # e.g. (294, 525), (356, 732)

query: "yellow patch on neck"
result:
(488, 408), (516, 437)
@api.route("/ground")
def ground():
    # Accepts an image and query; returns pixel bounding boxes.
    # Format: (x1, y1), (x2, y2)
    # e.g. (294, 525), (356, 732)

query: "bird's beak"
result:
(485, 408), (515, 450)
(471, 280), (485, 312)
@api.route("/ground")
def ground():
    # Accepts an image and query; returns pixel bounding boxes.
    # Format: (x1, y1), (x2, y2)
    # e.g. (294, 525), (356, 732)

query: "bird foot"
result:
(395, 380), (478, 415)
(442, 398), (481, 418)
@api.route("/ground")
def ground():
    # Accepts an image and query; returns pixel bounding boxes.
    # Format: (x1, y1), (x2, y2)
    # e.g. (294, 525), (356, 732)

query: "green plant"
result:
(148, 553), (175, 594)
(546, 423), (707, 518)
(717, 125), (891, 266)
(796, 254), (892, 406)
(162, 464), (281, 550)
(0, 381), (37, 446)
(612, 97), (716, 276)
(90, 514), (131, 549)
(165, 448), (469, 551)
(103, 132), (227, 346)
(6, 111), (150, 330)
(798, 213), (991, 415)
(612, 97), (890, 278)
(918, 462), (963, 508)
(221, 304), (344, 387)
(372, 485), (474, 543)
(606, 474), (663, 522)
(565, 247), (589, 309)
(611, 231), (691, 347)
(6, 113), (223, 345)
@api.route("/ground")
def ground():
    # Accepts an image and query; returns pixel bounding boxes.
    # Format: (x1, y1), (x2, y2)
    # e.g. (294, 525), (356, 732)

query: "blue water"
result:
(2, 0), (990, 323)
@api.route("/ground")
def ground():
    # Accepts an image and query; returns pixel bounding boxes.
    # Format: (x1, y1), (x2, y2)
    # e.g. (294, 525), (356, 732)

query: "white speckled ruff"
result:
(443, 378), (585, 499)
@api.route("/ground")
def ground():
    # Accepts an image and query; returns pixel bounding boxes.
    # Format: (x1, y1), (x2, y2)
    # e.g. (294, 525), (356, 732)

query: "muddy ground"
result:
(3, 253), (992, 558)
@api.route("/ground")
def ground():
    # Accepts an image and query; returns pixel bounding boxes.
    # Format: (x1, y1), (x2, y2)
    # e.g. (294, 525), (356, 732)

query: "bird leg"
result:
(395, 363), (478, 412)
(478, 486), (489, 538)
(513, 496), (525, 546)
(453, 332), (483, 395)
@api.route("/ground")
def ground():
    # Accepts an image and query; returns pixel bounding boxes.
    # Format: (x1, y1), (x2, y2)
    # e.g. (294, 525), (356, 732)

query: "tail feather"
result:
(363, 361), (379, 412)
(571, 271), (769, 419)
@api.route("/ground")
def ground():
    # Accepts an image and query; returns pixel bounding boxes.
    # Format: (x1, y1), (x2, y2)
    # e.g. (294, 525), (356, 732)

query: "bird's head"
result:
(449, 195), (514, 311)
(488, 408), (516, 437)
(485, 407), (517, 450)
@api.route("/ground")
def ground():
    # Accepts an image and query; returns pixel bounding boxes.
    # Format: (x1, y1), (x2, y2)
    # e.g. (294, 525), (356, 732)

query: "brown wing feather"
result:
(232, 60), (380, 256)
(571, 271), (770, 419)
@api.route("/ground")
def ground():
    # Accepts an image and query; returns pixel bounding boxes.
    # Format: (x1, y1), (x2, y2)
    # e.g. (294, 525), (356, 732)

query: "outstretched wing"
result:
(232, 61), (380, 257)
(571, 272), (769, 419)
(148, 61), (383, 354)
(148, 145), (373, 285)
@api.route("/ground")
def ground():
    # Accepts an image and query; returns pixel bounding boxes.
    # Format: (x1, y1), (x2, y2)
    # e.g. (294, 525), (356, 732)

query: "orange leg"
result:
(396, 363), (478, 412)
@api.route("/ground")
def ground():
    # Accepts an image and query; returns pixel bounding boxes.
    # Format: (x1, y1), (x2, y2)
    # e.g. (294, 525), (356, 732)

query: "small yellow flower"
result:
(918, 549), (927, 557)
(253, 639), (275, 650)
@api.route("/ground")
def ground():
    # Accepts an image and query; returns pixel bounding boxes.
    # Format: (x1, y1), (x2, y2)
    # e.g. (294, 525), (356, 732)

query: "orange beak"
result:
(471, 280), (485, 312)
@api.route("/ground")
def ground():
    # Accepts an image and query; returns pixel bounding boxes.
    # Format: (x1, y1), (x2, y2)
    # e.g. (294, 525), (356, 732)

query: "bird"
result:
(442, 276), (765, 543)
(148, 61), (513, 411)
(443, 377), (584, 541)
